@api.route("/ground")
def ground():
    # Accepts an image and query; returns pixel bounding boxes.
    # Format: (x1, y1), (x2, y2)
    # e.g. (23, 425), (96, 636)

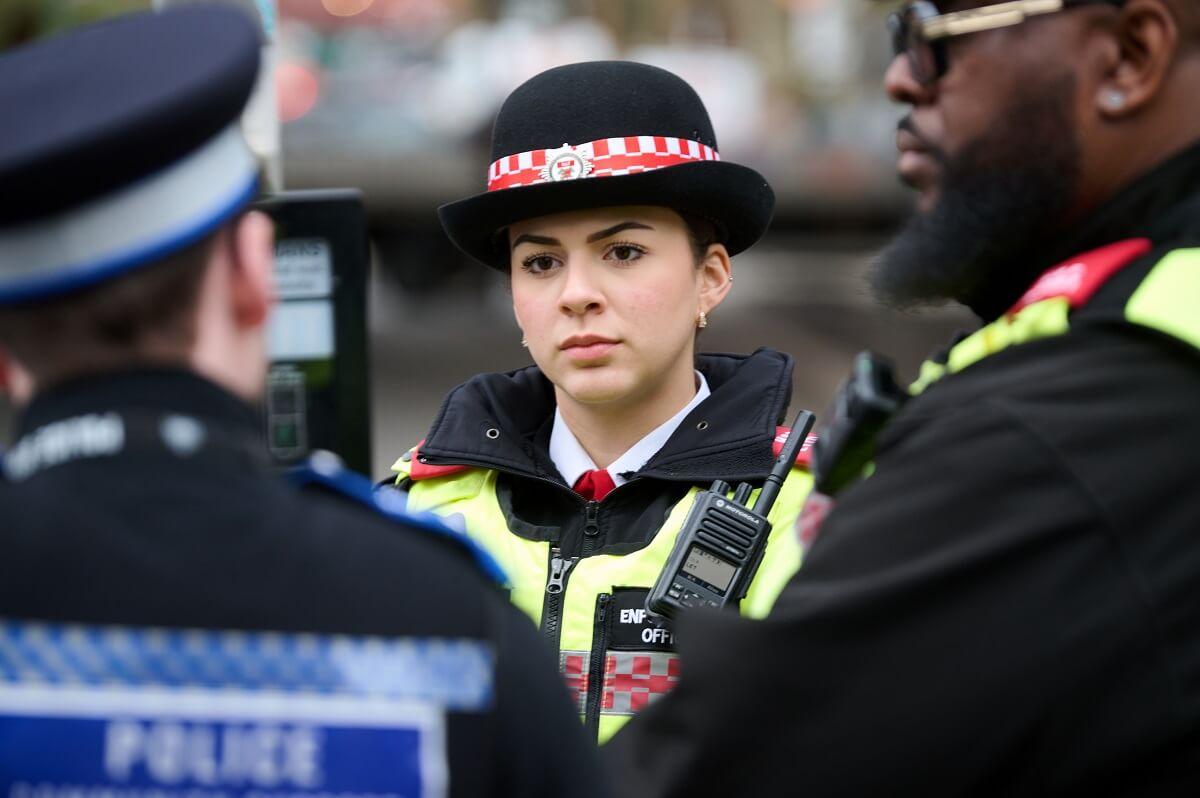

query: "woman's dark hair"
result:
(676, 210), (720, 266)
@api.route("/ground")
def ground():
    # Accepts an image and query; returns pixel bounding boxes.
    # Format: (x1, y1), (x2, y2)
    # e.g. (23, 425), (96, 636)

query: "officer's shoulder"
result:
(289, 451), (508, 588)
(390, 440), (476, 484)
(772, 426), (817, 471)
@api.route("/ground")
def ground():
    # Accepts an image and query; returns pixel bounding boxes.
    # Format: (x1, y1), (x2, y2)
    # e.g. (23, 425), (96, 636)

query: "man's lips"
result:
(560, 335), (619, 361)
(896, 128), (939, 189)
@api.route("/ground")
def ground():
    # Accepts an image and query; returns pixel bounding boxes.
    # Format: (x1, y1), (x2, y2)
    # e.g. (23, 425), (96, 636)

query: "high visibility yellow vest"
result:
(799, 241), (1200, 549)
(910, 242), (1200, 393)
(393, 456), (811, 743)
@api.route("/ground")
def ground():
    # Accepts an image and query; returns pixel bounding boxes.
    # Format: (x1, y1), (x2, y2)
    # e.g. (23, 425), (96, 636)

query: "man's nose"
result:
(884, 53), (935, 107)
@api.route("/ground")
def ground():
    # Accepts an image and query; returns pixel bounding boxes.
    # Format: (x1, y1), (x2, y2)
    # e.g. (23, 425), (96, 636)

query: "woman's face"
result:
(509, 205), (731, 410)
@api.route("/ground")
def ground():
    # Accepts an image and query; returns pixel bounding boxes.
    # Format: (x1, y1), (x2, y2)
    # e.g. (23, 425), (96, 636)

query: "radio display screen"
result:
(682, 546), (736, 592)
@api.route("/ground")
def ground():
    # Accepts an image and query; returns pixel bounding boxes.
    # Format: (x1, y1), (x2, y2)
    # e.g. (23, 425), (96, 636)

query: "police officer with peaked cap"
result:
(0, 8), (603, 796)
(608, 0), (1200, 794)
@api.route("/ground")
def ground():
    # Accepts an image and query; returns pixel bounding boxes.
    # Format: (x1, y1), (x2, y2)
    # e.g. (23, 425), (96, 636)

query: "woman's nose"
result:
(558, 262), (605, 316)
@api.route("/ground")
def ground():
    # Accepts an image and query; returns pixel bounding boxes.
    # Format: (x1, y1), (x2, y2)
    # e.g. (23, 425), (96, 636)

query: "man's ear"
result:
(1095, 0), (1179, 118)
(228, 210), (275, 329)
(0, 348), (35, 406)
(698, 244), (733, 315)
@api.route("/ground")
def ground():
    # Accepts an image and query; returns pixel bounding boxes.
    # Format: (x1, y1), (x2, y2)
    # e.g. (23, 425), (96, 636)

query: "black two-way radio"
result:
(811, 352), (907, 497)
(646, 408), (817, 619)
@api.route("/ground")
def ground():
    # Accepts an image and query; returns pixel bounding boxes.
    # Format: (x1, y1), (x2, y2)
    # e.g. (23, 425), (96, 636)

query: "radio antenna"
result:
(753, 410), (815, 517)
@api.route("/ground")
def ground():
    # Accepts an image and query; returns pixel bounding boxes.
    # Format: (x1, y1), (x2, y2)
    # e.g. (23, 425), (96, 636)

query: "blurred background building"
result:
(0, 0), (972, 478)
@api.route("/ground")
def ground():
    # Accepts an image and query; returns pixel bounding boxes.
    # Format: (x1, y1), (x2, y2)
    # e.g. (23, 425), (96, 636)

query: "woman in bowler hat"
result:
(390, 61), (814, 743)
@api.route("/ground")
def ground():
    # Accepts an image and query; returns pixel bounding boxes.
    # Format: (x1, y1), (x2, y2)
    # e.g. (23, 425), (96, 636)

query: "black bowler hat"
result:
(0, 6), (261, 306)
(438, 61), (776, 270)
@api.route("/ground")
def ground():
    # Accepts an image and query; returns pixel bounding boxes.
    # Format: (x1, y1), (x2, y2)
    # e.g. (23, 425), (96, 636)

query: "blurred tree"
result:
(1, 0), (150, 50)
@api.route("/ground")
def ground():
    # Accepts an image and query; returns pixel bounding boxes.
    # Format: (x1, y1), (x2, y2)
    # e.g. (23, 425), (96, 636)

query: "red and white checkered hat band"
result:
(486, 136), (719, 193)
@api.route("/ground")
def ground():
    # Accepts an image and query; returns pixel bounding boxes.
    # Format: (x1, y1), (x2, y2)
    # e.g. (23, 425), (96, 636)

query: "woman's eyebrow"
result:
(586, 221), (653, 243)
(511, 233), (561, 249)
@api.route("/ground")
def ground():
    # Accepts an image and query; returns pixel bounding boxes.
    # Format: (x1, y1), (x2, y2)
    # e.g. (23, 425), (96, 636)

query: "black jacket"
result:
(0, 369), (604, 798)
(409, 348), (797, 558)
(606, 144), (1200, 795)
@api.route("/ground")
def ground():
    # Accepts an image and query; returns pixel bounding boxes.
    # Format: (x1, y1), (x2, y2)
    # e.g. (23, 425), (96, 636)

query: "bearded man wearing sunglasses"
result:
(607, 0), (1200, 794)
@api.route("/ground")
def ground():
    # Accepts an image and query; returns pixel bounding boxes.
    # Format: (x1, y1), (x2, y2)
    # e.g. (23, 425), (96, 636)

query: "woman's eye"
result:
(606, 244), (645, 263)
(522, 254), (560, 274)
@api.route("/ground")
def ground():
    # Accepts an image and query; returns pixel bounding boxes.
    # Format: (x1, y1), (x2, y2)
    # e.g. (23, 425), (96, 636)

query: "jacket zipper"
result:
(540, 547), (578, 652)
(580, 500), (601, 557)
(584, 592), (612, 739)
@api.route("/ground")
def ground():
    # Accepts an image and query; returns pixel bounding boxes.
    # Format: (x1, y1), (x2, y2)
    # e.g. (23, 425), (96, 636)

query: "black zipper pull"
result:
(580, 501), (601, 557)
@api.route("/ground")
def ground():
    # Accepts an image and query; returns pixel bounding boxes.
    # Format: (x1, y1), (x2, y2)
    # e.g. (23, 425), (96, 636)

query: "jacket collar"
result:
(6, 368), (266, 481)
(550, 371), (711, 488)
(15, 367), (261, 438)
(418, 348), (795, 485)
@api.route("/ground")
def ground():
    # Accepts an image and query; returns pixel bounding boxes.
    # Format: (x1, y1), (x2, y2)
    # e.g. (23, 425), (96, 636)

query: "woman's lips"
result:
(560, 336), (619, 362)
(562, 341), (617, 361)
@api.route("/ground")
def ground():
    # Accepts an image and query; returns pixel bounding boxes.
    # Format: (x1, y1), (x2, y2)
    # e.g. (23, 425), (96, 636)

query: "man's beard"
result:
(871, 75), (1082, 320)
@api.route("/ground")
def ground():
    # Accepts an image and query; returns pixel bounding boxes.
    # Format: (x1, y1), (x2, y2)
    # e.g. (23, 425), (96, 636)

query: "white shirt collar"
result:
(550, 372), (711, 490)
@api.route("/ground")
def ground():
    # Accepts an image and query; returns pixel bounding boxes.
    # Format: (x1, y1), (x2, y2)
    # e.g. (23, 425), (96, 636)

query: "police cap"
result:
(0, 6), (262, 306)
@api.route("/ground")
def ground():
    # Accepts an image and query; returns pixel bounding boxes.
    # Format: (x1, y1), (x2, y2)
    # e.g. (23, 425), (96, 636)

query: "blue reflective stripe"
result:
(288, 459), (511, 588)
(0, 620), (493, 711)
(0, 174), (258, 306)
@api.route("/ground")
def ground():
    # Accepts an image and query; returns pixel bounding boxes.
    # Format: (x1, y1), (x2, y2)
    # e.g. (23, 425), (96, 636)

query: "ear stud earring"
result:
(697, 311), (708, 329)
(1103, 89), (1127, 110)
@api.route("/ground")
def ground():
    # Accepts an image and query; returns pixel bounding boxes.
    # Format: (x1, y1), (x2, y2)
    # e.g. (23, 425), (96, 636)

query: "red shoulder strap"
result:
(1008, 238), (1152, 316)
(772, 426), (817, 470)
(407, 440), (473, 481)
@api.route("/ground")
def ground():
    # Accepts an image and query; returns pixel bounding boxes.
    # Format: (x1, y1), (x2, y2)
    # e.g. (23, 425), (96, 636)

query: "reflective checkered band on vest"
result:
(0, 619), (494, 711)
(487, 136), (720, 192)
(560, 649), (590, 713)
(601, 651), (680, 716)
(559, 649), (682, 716)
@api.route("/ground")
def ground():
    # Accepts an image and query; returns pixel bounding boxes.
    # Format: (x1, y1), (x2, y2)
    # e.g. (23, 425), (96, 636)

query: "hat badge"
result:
(540, 143), (594, 183)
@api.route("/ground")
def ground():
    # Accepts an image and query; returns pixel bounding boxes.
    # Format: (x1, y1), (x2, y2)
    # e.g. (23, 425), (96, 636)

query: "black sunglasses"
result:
(888, 0), (1124, 86)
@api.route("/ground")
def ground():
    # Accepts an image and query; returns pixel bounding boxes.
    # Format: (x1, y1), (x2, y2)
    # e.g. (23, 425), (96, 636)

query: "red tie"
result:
(573, 469), (615, 501)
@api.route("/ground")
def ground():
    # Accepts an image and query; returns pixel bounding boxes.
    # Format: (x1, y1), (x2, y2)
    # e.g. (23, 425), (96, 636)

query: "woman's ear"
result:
(698, 244), (733, 314)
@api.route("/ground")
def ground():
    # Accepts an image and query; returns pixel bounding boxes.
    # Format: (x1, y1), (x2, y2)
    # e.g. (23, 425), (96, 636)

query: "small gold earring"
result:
(697, 311), (708, 329)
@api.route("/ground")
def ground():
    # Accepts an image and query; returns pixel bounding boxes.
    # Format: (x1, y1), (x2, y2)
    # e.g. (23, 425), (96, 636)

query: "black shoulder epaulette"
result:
(287, 451), (508, 588)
